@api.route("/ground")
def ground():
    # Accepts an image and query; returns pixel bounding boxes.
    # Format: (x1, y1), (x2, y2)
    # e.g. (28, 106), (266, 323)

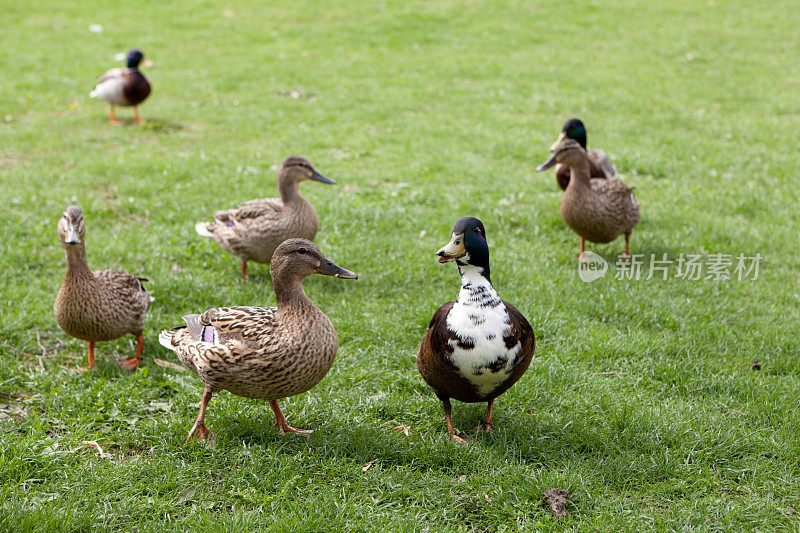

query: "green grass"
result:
(2, 0), (800, 530)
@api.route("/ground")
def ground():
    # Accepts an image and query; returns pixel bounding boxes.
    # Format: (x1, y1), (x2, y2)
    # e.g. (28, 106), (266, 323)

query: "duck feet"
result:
(75, 341), (96, 371)
(269, 400), (312, 435)
(185, 422), (215, 444)
(450, 433), (468, 445)
(473, 399), (495, 434)
(473, 421), (496, 434)
(185, 388), (215, 444)
(108, 106), (124, 126)
(118, 357), (141, 370)
(273, 421), (314, 435)
(133, 106), (143, 124)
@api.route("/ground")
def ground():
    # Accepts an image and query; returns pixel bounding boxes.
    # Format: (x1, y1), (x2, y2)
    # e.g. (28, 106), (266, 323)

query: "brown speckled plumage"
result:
(53, 206), (152, 369)
(159, 238), (357, 442)
(196, 156), (335, 278)
(542, 139), (639, 255)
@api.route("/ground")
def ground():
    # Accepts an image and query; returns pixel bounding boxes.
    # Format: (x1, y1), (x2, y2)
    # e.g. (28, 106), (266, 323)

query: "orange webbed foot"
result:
(119, 357), (141, 371)
(185, 423), (215, 444)
(273, 421), (313, 435)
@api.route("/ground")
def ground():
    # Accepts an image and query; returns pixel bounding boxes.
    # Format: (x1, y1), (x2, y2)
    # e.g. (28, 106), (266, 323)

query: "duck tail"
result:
(158, 329), (176, 350)
(195, 221), (213, 237)
(89, 88), (99, 98)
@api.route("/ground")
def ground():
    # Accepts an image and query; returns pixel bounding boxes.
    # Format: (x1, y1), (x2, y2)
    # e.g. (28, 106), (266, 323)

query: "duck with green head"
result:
(90, 48), (152, 126)
(549, 118), (618, 190)
(416, 217), (535, 443)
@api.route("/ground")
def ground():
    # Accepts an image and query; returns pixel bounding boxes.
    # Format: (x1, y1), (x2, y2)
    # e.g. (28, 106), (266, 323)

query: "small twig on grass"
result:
(362, 459), (379, 472)
(80, 440), (113, 460)
(542, 488), (571, 518)
(35, 333), (64, 368)
(153, 358), (187, 372)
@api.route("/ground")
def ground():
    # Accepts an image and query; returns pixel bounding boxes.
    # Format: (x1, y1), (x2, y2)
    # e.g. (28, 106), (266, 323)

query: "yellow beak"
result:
(436, 233), (466, 263)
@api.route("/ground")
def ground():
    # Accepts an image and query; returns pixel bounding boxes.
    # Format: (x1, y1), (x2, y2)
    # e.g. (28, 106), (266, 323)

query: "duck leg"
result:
(441, 398), (467, 444)
(109, 105), (123, 126)
(77, 341), (96, 371)
(133, 105), (143, 124)
(119, 334), (143, 370)
(269, 400), (312, 434)
(241, 259), (248, 282)
(577, 237), (586, 260)
(622, 233), (632, 258)
(474, 398), (496, 433)
(186, 388), (215, 443)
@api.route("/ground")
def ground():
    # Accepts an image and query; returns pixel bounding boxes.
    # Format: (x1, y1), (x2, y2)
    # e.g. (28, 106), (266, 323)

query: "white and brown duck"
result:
(550, 118), (618, 191)
(159, 238), (357, 443)
(53, 206), (153, 370)
(195, 156), (336, 281)
(417, 217), (535, 442)
(537, 138), (640, 258)
(90, 49), (152, 126)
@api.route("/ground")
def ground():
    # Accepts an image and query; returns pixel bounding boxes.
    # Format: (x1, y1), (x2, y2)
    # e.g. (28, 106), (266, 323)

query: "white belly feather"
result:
(445, 272), (521, 396)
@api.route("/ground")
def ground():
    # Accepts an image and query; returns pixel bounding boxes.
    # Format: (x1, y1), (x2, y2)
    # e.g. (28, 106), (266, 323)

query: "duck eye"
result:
(298, 248), (307, 254)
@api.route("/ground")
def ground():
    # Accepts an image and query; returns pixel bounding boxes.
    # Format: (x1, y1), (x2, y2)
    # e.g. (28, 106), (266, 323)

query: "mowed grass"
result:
(1, 0), (800, 530)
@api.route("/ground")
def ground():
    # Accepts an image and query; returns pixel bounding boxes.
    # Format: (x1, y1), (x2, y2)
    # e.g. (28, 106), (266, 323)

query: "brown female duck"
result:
(537, 138), (640, 258)
(550, 118), (618, 190)
(54, 206), (153, 370)
(90, 49), (152, 126)
(195, 156), (336, 281)
(417, 217), (535, 442)
(159, 239), (357, 443)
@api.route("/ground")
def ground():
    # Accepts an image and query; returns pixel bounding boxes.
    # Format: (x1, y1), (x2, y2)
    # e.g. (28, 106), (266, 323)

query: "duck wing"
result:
(588, 149), (619, 179)
(90, 68), (126, 101)
(160, 306), (282, 385)
(498, 301), (535, 388)
(215, 198), (284, 223)
(93, 269), (153, 316)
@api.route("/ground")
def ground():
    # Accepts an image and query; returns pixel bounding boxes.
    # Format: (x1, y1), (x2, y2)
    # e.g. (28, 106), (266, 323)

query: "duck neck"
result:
(564, 158), (593, 191)
(456, 264), (497, 304)
(278, 179), (302, 205)
(273, 275), (313, 311)
(63, 243), (94, 281)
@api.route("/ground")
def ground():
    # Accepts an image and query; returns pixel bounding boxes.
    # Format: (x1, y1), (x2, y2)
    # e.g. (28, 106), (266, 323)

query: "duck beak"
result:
(64, 226), (81, 244)
(142, 58), (155, 68)
(549, 131), (567, 152)
(536, 153), (558, 172)
(310, 170), (336, 185)
(318, 258), (358, 279)
(436, 233), (466, 263)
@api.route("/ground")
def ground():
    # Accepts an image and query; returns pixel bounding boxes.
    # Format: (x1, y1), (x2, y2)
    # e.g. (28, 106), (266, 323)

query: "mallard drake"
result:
(550, 118), (618, 191)
(90, 49), (152, 126)
(416, 217), (535, 442)
(195, 156), (336, 281)
(53, 206), (153, 370)
(537, 138), (640, 257)
(159, 238), (357, 443)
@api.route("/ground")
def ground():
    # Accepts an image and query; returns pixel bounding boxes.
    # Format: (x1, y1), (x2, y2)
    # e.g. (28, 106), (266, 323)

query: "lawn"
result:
(2, 0), (800, 530)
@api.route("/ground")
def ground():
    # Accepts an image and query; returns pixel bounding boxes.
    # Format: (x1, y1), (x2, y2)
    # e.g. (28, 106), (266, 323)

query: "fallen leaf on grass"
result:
(542, 488), (571, 518)
(153, 358), (186, 372)
(362, 459), (379, 472)
(81, 440), (113, 460)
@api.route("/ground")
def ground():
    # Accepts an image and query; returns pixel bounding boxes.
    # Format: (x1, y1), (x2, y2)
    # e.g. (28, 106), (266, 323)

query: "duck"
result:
(90, 48), (152, 126)
(159, 238), (357, 443)
(416, 217), (535, 442)
(537, 138), (640, 258)
(195, 156), (336, 281)
(54, 206), (153, 370)
(550, 118), (618, 191)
